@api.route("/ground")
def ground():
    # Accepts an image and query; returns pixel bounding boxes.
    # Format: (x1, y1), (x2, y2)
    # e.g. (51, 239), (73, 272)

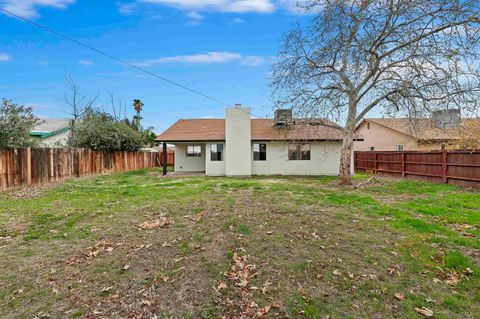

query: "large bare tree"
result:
(271, 0), (480, 184)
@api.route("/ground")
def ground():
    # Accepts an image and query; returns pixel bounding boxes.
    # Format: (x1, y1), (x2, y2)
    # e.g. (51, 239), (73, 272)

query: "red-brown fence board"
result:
(0, 148), (174, 191)
(355, 151), (480, 188)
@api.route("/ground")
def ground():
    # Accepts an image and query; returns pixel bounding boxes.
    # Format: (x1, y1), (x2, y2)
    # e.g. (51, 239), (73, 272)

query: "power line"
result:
(1, 7), (270, 119)
(0, 7), (233, 107)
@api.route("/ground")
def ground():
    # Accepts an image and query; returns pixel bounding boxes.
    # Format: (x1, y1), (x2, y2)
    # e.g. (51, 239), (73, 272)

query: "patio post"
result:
(162, 142), (168, 176)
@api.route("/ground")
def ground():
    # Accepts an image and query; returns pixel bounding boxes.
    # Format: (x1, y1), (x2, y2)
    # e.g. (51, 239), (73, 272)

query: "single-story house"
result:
(156, 106), (358, 177)
(355, 117), (480, 151)
(30, 118), (72, 147)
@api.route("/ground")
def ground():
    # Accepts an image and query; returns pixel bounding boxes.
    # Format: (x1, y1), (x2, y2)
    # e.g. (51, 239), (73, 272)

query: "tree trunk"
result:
(339, 96), (357, 185)
(339, 129), (354, 185)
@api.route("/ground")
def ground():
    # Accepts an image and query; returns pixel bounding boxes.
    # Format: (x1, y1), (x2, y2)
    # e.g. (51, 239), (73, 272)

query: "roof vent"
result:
(431, 109), (461, 129)
(274, 109), (293, 127)
(235, 103), (242, 108)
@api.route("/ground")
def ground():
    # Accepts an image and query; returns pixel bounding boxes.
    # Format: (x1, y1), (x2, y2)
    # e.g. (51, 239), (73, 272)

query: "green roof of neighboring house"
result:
(30, 118), (71, 139)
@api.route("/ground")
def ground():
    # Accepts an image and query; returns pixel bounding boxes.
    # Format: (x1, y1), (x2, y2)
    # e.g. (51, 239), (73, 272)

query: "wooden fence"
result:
(355, 151), (480, 188)
(0, 148), (174, 191)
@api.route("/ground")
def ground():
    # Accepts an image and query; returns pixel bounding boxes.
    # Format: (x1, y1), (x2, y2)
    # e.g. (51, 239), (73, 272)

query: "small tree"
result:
(0, 99), (39, 149)
(142, 127), (158, 148)
(64, 73), (98, 142)
(271, 0), (480, 184)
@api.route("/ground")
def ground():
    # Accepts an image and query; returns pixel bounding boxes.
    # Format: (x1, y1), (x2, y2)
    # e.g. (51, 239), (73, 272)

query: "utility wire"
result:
(0, 7), (234, 108)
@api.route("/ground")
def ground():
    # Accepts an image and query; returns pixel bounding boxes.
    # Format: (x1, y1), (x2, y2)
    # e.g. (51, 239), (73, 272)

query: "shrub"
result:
(70, 111), (145, 151)
(0, 99), (39, 149)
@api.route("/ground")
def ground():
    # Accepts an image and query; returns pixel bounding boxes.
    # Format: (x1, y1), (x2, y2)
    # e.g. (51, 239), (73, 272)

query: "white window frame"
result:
(253, 143), (267, 161)
(288, 143), (311, 161)
(396, 144), (405, 151)
(186, 145), (202, 157)
(210, 144), (224, 161)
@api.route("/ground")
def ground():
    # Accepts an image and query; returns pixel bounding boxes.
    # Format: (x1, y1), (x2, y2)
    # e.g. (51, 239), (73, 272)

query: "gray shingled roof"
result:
(31, 118), (71, 135)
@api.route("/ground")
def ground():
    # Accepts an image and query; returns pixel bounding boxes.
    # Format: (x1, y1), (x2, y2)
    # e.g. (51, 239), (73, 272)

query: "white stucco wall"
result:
(173, 144), (206, 172)
(205, 142), (226, 176)
(33, 130), (71, 147)
(173, 141), (348, 176)
(226, 107), (252, 176)
(251, 141), (343, 176)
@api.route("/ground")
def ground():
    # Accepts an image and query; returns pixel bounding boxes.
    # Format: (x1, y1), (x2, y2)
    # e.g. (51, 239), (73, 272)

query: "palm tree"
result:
(132, 99), (144, 131)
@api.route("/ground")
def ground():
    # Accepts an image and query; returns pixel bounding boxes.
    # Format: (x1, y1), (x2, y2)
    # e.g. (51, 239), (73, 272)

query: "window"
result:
(367, 122), (371, 130)
(370, 147), (375, 151)
(186, 145), (202, 157)
(396, 144), (404, 151)
(253, 144), (267, 161)
(210, 144), (224, 161)
(288, 143), (311, 160)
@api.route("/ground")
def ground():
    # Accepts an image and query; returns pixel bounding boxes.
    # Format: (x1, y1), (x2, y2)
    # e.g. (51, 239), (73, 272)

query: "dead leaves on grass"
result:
(218, 248), (279, 318)
(66, 239), (116, 265)
(137, 217), (172, 230)
(224, 251), (258, 289)
(188, 211), (208, 223)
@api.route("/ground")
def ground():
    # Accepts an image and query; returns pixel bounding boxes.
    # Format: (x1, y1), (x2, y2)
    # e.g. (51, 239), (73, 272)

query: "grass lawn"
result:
(0, 170), (479, 318)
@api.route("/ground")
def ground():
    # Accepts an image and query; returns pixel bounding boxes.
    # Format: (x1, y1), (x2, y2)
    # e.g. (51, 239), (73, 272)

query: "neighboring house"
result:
(355, 117), (480, 151)
(30, 118), (72, 147)
(156, 106), (359, 177)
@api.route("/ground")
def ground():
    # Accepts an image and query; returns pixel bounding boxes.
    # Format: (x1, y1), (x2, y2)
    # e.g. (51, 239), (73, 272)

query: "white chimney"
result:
(225, 105), (252, 176)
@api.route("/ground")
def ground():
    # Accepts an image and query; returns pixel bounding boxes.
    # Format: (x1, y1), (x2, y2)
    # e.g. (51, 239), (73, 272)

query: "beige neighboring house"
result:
(30, 118), (72, 147)
(156, 106), (360, 177)
(355, 117), (480, 151)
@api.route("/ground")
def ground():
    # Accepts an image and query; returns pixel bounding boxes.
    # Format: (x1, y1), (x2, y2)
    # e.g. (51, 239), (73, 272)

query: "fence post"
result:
(49, 149), (54, 181)
(26, 147), (32, 186)
(374, 152), (378, 174)
(401, 152), (405, 178)
(442, 151), (447, 184)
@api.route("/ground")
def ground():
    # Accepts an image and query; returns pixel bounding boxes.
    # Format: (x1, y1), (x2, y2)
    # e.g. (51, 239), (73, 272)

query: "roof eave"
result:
(30, 127), (71, 139)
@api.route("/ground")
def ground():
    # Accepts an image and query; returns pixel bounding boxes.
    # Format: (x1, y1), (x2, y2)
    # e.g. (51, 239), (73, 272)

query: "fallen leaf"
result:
(100, 286), (113, 293)
(261, 280), (271, 294)
(464, 267), (473, 275)
(333, 269), (341, 276)
(394, 293), (405, 301)
(138, 217), (172, 230)
(141, 300), (153, 306)
(162, 241), (172, 247)
(122, 264), (130, 271)
(445, 273), (460, 286)
(217, 282), (227, 290)
(256, 305), (272, 317)
(415, 307), (434, 318)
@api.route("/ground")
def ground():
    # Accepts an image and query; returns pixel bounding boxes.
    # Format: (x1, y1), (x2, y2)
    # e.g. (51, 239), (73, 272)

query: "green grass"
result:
(0, 170), (478, 318)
